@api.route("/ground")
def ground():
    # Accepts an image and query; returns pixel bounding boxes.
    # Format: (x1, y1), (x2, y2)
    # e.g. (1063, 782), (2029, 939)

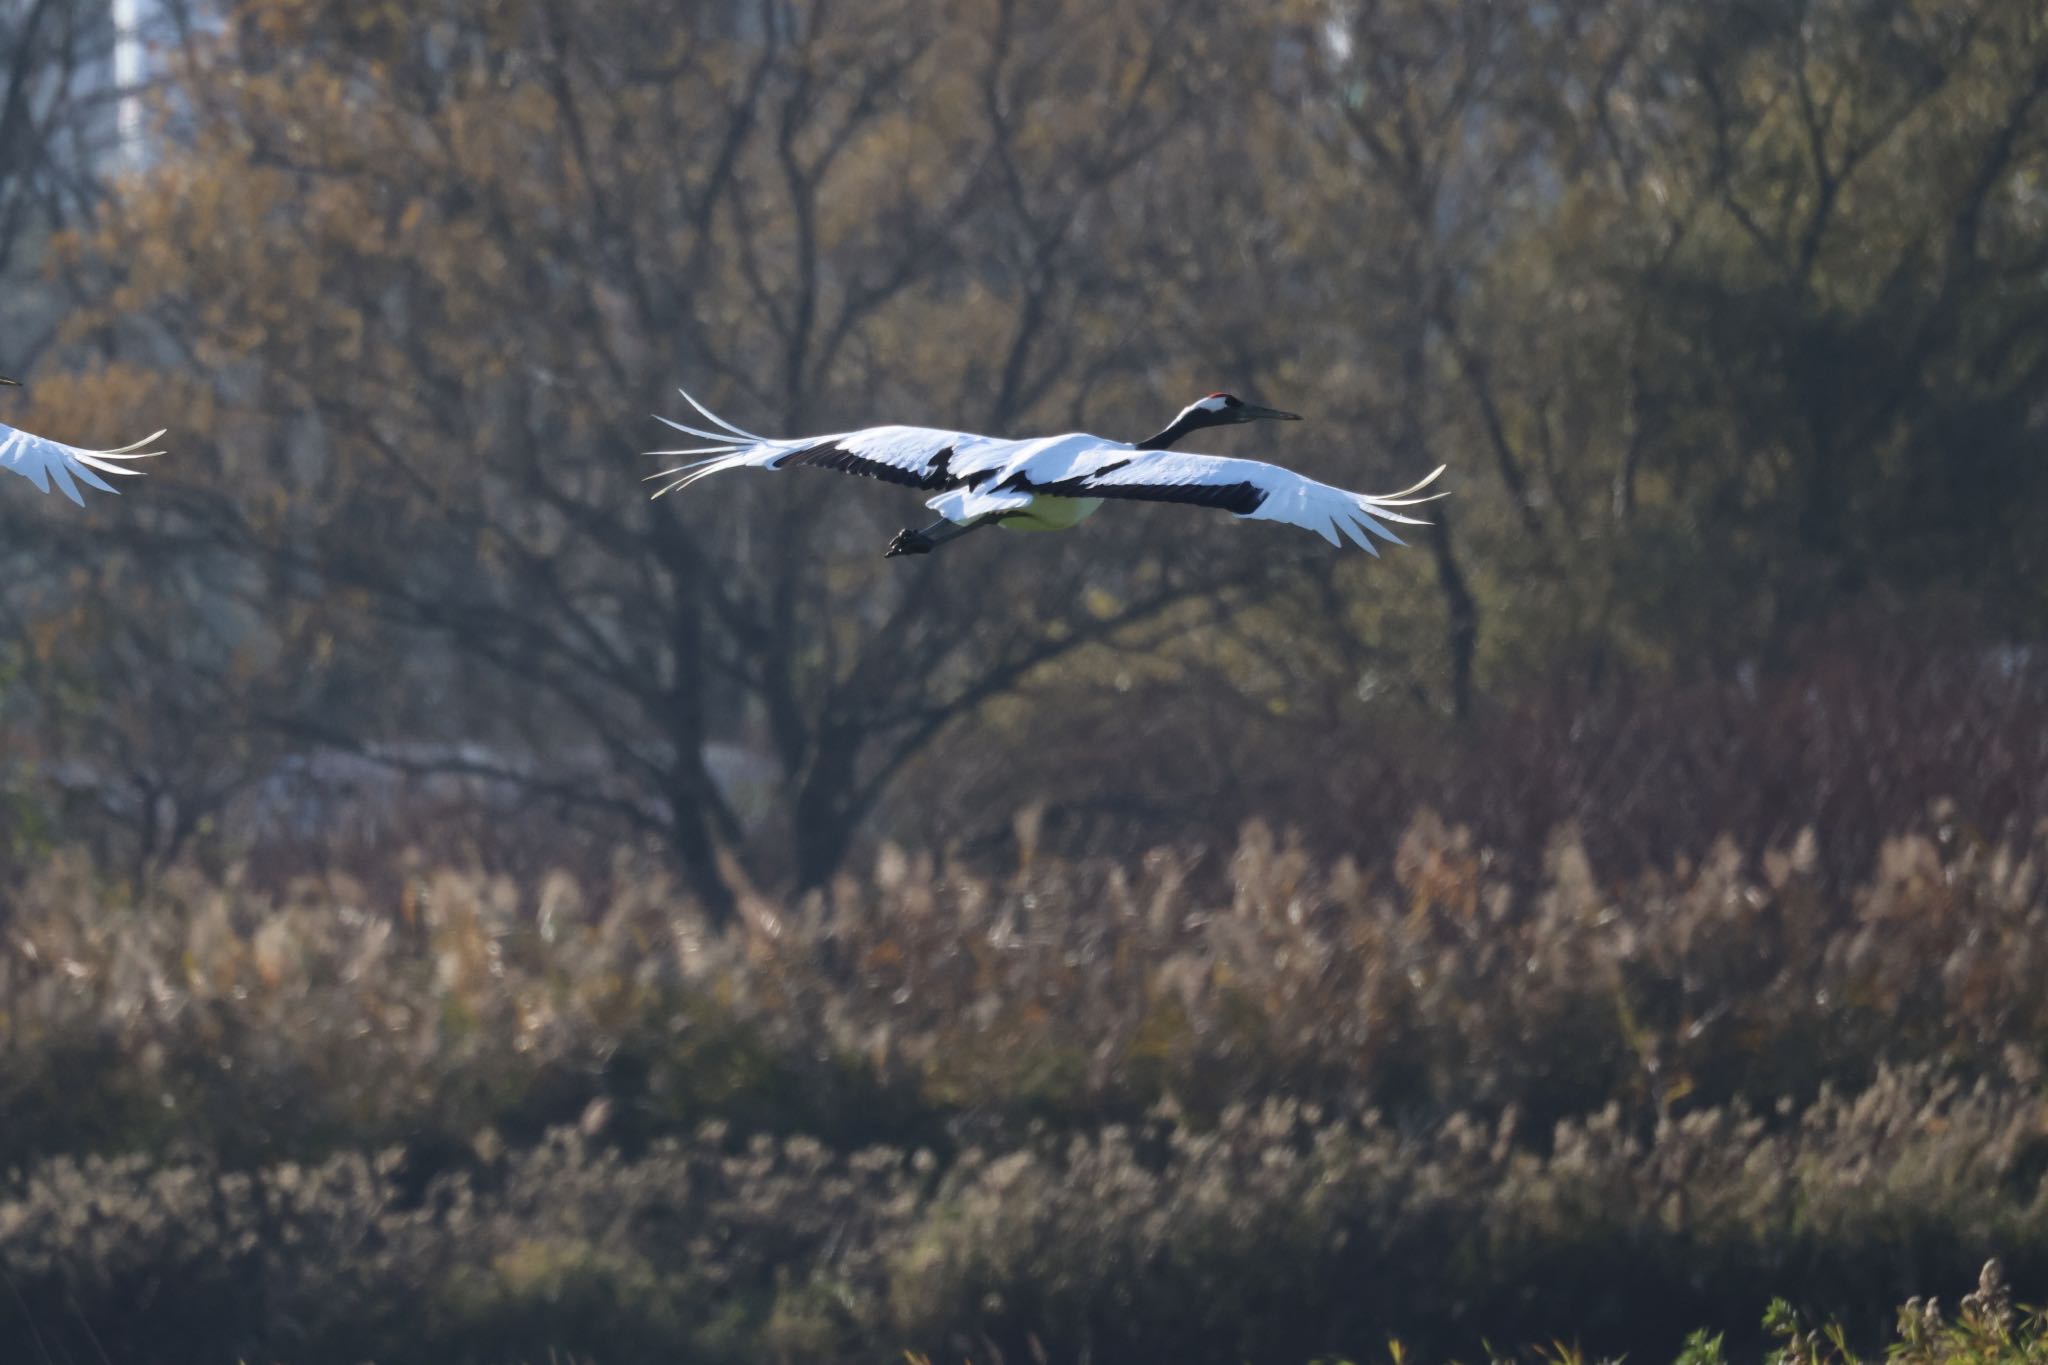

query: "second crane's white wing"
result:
(1005, 447), (1447, 553)
(0, 422), (165, 506)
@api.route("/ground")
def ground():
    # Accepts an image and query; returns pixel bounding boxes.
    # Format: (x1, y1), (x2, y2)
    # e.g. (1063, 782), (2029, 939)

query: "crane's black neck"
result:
(1133, 411), (1211, 450)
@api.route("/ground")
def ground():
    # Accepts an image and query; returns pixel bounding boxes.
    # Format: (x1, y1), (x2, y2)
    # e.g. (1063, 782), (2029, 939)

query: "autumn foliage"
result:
(2, 0), (2042, 904)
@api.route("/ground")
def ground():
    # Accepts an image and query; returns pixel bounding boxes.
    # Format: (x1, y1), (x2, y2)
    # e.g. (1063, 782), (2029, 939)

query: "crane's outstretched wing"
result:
(0, 422), (165, 506)
(646, 390), (1004, 497)
(1015, 448), (1447, 553)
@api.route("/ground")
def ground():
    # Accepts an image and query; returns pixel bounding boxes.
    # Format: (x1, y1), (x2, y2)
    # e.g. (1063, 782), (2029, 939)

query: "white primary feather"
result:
(647, 418), (989, 497)
(1070, 449), (1444, 553)
(0, 421), (165, 507)
(649, 388), (1445, 552)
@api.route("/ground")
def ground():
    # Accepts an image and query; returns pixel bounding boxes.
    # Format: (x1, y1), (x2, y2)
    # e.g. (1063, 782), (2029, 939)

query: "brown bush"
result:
(911, 617), (2048, 906)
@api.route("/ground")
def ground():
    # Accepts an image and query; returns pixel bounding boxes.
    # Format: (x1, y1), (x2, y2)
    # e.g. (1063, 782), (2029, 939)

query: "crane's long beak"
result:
(0, 375), (19, 387)
(1241, 402), (1300, 422)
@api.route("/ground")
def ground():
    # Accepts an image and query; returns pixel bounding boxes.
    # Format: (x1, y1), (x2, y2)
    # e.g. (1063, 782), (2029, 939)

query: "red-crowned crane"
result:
(0, 376), (164, 505)
(648, 390), (1444, 558)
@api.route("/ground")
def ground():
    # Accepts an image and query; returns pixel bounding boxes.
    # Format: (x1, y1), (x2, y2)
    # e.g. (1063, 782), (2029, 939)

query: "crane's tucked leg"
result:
(885, 517), (987, 558)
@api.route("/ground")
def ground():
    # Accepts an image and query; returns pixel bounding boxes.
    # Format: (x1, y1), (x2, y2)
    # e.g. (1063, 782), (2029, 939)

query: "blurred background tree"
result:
(5, 0), (2046, 908)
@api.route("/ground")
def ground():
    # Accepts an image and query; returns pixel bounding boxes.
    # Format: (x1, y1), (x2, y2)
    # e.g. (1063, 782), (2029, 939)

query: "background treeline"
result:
(2, 0), (2045, 907)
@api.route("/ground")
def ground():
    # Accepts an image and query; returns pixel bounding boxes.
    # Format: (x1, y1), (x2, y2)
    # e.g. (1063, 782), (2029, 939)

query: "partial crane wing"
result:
(0, 422), (165, 506)
(1021, 448), (1447, 553)
(646, 390), (1000, 497)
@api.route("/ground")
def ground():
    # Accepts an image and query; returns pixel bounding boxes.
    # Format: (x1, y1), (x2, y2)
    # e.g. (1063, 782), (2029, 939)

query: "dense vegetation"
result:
(8, 770), (2048, 1362)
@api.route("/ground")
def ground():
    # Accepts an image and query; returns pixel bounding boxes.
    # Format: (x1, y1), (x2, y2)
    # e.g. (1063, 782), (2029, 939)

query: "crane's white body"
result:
(0, 420), (164, 505)
(649, 394), (1443, 552)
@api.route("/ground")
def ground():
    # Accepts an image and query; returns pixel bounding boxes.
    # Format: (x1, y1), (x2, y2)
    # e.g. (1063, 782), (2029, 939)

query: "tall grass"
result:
(6, 809), (2048, 1360)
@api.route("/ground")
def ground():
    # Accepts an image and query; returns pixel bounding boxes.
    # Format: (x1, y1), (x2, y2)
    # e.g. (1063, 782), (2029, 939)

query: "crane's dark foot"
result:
(885, 528), (935, 558)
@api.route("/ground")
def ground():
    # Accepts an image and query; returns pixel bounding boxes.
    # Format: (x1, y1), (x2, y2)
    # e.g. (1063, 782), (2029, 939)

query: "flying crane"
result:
(648, 390), (1445, 558)
(0, 376), (164, 505)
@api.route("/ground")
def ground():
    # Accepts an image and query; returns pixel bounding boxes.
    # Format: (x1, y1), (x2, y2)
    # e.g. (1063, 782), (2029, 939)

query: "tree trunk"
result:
(790, 732), (863, 891)
(660, 553), (738, 929)
(1427, 511), (1480, 722)
(665, 772), (737, 929)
